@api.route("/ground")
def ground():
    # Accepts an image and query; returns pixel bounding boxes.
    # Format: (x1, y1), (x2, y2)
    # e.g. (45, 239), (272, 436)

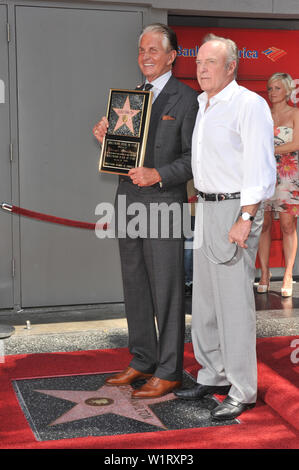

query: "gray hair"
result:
(268, 72), (294, 99)
(139, 23), (178, 53)
(202, 33), (239, 78)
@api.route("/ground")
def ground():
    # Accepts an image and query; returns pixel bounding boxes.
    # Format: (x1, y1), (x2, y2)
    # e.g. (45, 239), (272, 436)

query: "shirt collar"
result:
(198, 79), (239, 107)
(146, 70), (172, 91)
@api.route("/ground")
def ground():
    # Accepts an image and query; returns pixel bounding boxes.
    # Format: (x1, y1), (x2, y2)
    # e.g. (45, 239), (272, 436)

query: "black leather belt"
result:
(198, 191), (240, 202)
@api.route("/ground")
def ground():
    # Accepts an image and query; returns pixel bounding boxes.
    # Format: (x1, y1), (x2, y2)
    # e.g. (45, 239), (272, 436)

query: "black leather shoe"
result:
(174, 383), (231, 400)
(211, 396), (255, 421)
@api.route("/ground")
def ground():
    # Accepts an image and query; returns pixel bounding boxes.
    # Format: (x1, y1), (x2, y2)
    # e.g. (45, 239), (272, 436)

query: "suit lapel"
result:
(158, 75), (181, 116)
(143, 90), (169, 167)
(141, 76), (182, 167)
(135, 76), (180, 115)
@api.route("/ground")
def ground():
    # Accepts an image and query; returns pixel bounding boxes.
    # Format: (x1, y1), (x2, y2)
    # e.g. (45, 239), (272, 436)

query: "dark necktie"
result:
(144, 83), (153, 91)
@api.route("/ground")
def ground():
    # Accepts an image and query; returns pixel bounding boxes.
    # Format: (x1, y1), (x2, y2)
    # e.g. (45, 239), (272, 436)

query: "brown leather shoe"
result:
(131, 377), (181, 399)
(105, 366), (152, 386)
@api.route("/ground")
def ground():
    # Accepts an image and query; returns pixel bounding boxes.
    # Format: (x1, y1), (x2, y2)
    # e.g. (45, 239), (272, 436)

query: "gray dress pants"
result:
(192, 197), (264, 403)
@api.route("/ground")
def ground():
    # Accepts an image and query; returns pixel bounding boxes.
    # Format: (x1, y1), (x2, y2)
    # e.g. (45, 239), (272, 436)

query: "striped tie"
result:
(144, 83), (153, 91)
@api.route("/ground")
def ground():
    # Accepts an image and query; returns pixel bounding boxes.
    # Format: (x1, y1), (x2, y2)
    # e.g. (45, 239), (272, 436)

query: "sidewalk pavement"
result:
(1, 281), (299, 357)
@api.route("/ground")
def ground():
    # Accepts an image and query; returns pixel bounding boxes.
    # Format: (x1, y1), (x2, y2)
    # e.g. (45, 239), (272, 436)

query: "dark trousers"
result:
(118, 235), (185, 382)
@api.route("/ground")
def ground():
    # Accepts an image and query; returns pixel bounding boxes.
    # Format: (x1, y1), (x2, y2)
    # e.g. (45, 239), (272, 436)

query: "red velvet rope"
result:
(1, 204), (107, 231)
(1, 197), (197, 230)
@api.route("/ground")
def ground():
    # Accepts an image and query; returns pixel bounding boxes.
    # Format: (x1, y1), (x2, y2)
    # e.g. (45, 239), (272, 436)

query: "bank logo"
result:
(262, 46), (287, 62)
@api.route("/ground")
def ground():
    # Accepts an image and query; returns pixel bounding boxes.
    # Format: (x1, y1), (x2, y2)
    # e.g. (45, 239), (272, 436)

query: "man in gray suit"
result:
(93, 23), (198, 398)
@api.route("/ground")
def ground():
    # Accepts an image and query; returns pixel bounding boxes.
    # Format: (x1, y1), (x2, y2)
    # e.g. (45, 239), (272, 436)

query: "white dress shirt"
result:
(192, 80), (276, 206)
(146, 70), (172, 102)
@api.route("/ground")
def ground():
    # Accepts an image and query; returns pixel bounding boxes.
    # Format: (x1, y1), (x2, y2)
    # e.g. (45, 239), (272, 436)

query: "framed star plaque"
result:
(99, 88), (153, 175)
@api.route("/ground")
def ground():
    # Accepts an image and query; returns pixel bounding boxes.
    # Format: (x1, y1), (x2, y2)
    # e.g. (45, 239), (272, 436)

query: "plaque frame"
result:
(99, 88), (153, 175)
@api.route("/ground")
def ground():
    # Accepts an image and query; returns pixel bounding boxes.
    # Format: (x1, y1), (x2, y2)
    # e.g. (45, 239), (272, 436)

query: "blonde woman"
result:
(257, 73), (299, 296)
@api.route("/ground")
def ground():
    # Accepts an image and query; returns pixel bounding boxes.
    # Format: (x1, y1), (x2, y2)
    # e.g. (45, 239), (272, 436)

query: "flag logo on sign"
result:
(262, 47), (287, 62)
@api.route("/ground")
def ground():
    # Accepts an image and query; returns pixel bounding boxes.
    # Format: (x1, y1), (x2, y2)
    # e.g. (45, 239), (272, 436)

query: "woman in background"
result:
(257, 73), (299, 297)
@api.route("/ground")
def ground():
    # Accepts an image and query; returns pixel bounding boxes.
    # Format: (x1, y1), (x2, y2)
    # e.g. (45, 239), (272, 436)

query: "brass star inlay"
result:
(35, 384), (178, 429)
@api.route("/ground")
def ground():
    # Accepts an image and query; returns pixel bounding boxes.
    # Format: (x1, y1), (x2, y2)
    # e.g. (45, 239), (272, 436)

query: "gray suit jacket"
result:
(151, 75), (199, 200)
(116, 76), (198, 238)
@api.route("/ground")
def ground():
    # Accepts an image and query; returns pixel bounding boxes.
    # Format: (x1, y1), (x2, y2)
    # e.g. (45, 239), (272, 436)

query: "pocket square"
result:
(162, 115), (176, 121)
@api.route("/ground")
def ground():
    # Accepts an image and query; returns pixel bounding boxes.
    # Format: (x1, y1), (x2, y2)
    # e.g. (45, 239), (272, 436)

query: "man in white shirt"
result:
(175, 34), (276, 420)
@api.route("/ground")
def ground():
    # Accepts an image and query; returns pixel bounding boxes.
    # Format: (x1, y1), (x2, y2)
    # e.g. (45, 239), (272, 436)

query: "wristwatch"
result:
(241, 212), (254, 222)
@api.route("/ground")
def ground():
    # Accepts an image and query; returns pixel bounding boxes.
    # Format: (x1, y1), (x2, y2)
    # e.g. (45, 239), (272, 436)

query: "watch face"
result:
(242, 212), (254, 221)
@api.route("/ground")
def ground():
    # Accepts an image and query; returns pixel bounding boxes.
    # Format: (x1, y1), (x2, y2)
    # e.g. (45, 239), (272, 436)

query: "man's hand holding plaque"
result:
(93, 116), (109, 145)
(93, 116), (161, 187)
(128, 167), (161, 187)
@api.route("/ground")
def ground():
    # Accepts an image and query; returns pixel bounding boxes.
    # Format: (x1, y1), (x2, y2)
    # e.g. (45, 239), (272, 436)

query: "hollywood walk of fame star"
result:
(112, 96), (141, 134)
(35, 384), (177, 429)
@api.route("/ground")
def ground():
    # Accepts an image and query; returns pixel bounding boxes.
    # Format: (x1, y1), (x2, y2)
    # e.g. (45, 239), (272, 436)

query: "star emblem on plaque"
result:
(112, 96), (141, 134)
(99, 89), (153, 175)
